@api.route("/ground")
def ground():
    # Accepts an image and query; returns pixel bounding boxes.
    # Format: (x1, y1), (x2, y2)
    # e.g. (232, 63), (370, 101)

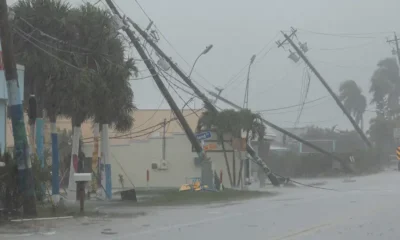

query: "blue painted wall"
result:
(0, 100), (6, 152)
(0, 65), (25, 152)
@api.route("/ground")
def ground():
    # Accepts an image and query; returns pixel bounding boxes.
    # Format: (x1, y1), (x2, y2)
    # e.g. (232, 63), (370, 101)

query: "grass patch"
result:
(116, 189), (275, 207)
(4, 189), (274, 221)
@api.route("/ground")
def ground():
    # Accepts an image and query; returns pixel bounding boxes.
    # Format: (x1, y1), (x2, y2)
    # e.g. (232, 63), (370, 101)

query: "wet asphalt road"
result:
(4, 169), (400, 240)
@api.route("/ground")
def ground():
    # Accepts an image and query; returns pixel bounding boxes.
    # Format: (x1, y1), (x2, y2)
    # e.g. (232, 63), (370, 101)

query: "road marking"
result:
(109, 204), (284, 240)
(272, 223), (331, 240)
(271, 196), (394, 240)
(110, 185), (397, 240)
(110, 193), (337, 240)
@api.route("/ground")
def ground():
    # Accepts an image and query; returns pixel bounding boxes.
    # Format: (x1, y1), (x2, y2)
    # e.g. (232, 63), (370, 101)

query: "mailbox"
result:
(74, 173), (91, 182)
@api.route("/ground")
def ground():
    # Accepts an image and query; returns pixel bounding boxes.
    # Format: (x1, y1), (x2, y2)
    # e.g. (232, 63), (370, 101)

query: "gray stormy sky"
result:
(10, 0), (400, 132)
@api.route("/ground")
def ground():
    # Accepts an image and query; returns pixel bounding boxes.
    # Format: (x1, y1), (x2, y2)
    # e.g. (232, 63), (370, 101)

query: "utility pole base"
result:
(201, 160), (214, 189)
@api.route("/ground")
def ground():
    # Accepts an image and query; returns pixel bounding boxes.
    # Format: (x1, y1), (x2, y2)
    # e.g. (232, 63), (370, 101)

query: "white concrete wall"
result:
(83, 133), (243, 190)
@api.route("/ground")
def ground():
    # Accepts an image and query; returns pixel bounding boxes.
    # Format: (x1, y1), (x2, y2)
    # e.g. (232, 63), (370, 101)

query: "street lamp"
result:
(182, 44), (213, 111)
(188, 44), (213, 78)
(243, 54), (256, 109)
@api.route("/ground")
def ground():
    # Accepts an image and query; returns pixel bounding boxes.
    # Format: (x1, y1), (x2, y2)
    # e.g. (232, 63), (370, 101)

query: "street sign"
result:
(203, 143), (217, 151)
(394, 128), (400, 139)
(396, 147), (400, 160)
(195, 131), (212, 141)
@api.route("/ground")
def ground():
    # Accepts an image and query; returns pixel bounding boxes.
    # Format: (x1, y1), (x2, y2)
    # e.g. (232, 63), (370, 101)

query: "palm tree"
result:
(91, 55), (137, 198)
(197, 108), (234, 186)
(197, 108), (266, 187)
(369, 58), (400, 118)
(64, 3), (137, 197)
(12, 0), (72, 206)
(367, 116), (396, 161)
(339, 80), (367, 130)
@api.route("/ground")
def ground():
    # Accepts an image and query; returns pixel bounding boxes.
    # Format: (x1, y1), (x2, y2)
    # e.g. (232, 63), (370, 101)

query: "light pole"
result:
(243, 54), (256, 109)
(242, 54), (256, 189)
(188, 44), (213, 78)
(182, 44), (213, 111)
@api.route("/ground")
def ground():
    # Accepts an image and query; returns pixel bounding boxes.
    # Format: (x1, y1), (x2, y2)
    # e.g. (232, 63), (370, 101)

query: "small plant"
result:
(118, 174), (124, 189)
(0, 152), (21, 216)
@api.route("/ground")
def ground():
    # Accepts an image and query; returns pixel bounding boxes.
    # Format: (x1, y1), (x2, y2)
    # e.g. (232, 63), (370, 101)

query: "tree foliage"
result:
(367, 57), (400, 155)
(12, 0), (137, 130)
(369, 57), (400, 118)
(339, 80), (366, 126)
(12, 0), (73, 120)
(197, 108), (266, 140)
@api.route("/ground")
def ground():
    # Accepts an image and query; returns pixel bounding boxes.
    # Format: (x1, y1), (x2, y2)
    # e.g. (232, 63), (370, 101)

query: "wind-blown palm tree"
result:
(12, 0), (73, 204)
(369, 58), (400, 118)
(339, 80), (367, 130)
(367, 116), (395, 160)
(65, 3), (137, 197)
(197, 107), (266, 187)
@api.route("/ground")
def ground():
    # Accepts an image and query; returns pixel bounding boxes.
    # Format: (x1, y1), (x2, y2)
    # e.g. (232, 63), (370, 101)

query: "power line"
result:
(17, 16), (143, 61)
(14, 27), (86, 71)
(252, 62), (302, 97)
(311, 58), (374, 69)
(315, 40), (379, 51)
(280, 117), (339, 124)
(15, 26), (150, 75)
(125, 0), (215, 89)
(294, 66), (311, 126)
(82, 108), (203, 143)
(222, 32), (280, 89)
(257, 96), (329, 113)
(297, 28), (391, 39)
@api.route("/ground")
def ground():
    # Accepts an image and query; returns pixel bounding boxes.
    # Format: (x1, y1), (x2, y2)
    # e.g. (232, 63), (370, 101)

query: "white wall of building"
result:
(83, 133), (243, 190)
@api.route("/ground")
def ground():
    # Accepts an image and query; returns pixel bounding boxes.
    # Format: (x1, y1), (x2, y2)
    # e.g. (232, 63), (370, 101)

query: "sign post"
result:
(396, 146), (400, 171)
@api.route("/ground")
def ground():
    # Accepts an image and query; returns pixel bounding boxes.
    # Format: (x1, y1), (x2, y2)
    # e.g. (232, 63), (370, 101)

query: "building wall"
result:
(82, 133), (243, 190)
(0, 65), (25, 152)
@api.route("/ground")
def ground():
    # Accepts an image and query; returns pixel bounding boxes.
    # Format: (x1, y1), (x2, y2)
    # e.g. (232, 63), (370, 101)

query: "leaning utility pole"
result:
(103, 0), (214, 187)
(208, 91), (353, 173)
(0, 0), (37, 216)
(278, 28), (372, 148)
(387, 32), (400, 65)
(126, 17), (280, 186)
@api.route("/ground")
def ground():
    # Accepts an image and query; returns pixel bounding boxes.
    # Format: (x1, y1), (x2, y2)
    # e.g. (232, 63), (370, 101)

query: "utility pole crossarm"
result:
(276, 28), (297, 48)
(208, 91), (353, 173)
(387, 33), (400, 66)
(103, 0), (204, 157)
(281, 32), (372, 148)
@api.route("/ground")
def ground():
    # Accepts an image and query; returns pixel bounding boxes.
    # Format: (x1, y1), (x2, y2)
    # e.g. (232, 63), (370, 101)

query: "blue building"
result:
(0, 64), (25, 152)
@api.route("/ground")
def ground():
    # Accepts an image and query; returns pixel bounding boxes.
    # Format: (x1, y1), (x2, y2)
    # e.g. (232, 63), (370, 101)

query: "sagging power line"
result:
(277, 27), (372, 148)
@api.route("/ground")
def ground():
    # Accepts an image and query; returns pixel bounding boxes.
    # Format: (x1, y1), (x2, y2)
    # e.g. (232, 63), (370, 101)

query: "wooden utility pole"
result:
(387, 32), (400, 65)
(279, 29), (372, 148)
(103, 0), (216, 186)
(104, 0), (202, 155)
(0, 0), (37, 216)
(208, 91), (353, 173)
(126, 17), (280, 186)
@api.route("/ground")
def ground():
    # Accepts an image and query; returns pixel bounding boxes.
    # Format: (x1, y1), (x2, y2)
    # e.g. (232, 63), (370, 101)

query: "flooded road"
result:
(3, 169), (400, 240)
